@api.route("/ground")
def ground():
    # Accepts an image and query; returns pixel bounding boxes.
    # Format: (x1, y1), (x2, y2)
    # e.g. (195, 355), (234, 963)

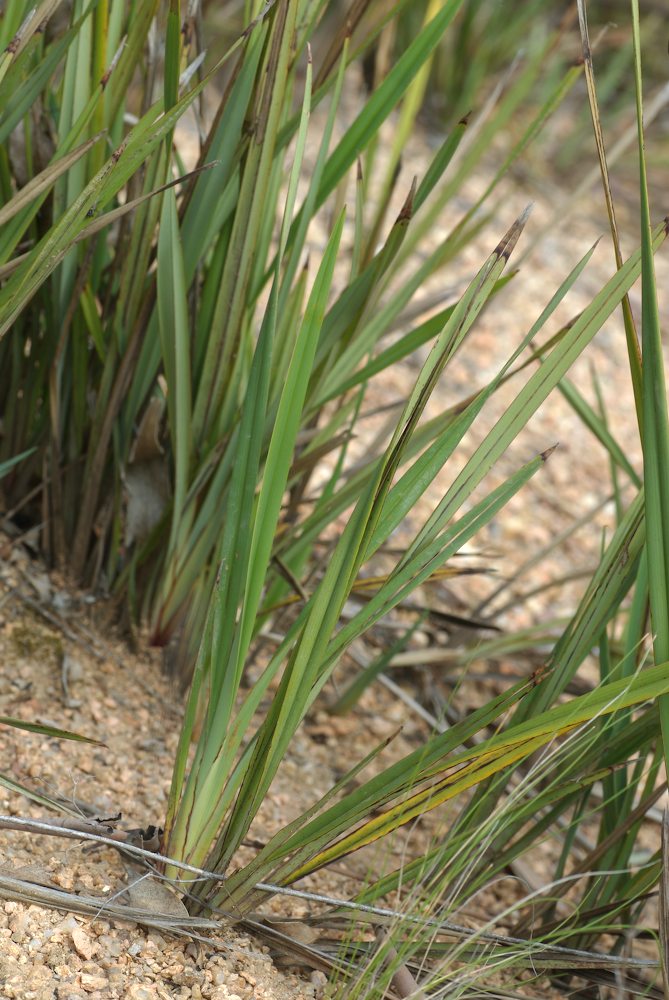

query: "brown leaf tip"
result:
(459, 111), (472, 126)
(496, 203), (532, 261)
(398, 176), (418, 223)
(541, 443), (559, 462)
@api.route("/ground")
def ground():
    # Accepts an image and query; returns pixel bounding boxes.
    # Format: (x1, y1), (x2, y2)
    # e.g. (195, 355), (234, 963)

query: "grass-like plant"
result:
(1, 0), (668, 994)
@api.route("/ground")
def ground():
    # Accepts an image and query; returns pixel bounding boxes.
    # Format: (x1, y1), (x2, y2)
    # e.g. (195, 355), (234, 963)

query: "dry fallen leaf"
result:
(0, 862), (59, 889)
(123, 872), (190, 918)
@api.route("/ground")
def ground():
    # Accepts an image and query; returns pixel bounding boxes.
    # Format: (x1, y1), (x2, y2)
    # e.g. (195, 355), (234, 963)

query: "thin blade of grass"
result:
(576, 0), (643, 426)
(629, 2), (669, 753)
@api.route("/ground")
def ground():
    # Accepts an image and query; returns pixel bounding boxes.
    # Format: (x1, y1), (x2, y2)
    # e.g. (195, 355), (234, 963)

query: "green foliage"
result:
(0, 0), (585, 655)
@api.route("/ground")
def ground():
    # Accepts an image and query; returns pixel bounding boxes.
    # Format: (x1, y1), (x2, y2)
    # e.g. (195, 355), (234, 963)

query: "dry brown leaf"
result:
(123, 873), (189, 918)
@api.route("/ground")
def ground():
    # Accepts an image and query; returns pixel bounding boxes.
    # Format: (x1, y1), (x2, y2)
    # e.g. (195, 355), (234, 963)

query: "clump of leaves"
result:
(1, 0), (668, 996)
